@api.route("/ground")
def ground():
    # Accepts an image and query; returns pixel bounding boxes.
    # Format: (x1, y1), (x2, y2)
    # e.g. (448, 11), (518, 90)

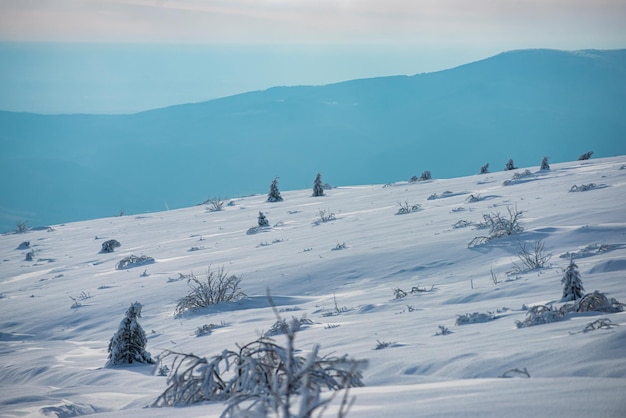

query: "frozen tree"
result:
(504, 159), (517, 171)
(479, 163), (490, 174)
(540, 156), (550, 171)
(267, 177), (283, 202)
(419, 170), (432, 181)
(312, 173), (325, 197)
(106, 302), (154, 367)
(561, 258), (585, 302)
(258, 211), (269, 227)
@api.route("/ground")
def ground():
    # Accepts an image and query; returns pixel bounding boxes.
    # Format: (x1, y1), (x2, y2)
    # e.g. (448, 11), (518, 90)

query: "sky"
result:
(0, 0), (625, 113)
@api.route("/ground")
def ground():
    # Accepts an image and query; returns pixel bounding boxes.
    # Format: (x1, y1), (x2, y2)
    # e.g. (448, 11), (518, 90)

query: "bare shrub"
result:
(15, 221), (29, 234)
(205, 197), (226, 212)
(580, 318), (618, 333)
(434, 325), (452, 336)
(175, 267), (245, 317)
(569, 183), (601, 192)
(154, 301), (366, 417)
(468, 205), (524, 247)
(374, 340), (395, 350)
(264, 317), (314, 337)
(500, 368), (530, 378)
(453, 219), (472, 229)
(511, 240), (552, 273)
(396, 201), (421, 215)
(466, 193), (482, 203)
(490, 267), (500, 285)
(314, 209), (336, 225)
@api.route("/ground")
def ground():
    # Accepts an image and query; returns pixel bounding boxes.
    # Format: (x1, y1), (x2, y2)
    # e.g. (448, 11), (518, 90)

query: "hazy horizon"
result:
(1, 1), (624, 114)
(0, 42), (510, 115)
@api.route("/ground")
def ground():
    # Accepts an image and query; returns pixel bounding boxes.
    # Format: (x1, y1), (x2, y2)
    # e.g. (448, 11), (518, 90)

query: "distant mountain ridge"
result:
(1, 48), (625, 231)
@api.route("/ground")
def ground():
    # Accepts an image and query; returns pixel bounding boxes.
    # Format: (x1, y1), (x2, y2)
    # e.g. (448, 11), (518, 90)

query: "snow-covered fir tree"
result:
(312, 173), (325, 197)
(258, 211), (269, 227)
(267, 177), (283, 202)
(106, 302), (154, 367)
(479, 163), (489, 174)
(561, 258), (585, 301)
(540, 156), (550, 170)
(505, 159), (517, 171)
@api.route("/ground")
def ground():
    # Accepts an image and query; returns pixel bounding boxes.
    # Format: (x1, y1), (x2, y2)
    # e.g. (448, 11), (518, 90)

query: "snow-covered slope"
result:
(1, 156), (626, 417)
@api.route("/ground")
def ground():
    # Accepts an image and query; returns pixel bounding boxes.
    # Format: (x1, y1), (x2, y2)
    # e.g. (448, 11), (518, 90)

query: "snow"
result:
(1, 156), (626, 417)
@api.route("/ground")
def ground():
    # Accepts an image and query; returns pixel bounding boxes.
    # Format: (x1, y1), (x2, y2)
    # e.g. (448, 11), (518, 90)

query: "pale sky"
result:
(1, 0), (625, 113)
(1, 0), (625, 48)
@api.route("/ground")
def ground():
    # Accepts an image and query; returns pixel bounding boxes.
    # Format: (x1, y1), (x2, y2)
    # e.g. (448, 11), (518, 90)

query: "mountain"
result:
(1, 155), (625, 416)
(1, 48), (625, 232)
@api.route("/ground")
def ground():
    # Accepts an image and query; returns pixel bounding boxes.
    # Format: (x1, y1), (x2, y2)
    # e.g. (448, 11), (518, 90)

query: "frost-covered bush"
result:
(565, 290), (624, 313)
(153, 313), (366, 417)
(115, 255), (155, 270)
(504, 159), (517, 171)
(578, 151), (593, 161)
(264, 316), (313, 337)
(561, 258), (584, 302)
(468, 205), (524, 247)
(479, 163), (489, 174)
(257, 211), (270, 227)
(419, 170), (432, 181)
(455, 311), (497, 325)
(25, 250), (35, 261)
(267, 177), (283, 202)
(516, 291), (624, 328)
(540, 156), (550, 170)
(503, 169), (534, 185)
(515, 305), (563, 328)
(174, 267), (246, 317)
(100, 239), (121, 253)
(312, 173), (325, 197)
(106, 302), (154, 367)
(559, 243), (614, 260)
(569, 183), (599, 192)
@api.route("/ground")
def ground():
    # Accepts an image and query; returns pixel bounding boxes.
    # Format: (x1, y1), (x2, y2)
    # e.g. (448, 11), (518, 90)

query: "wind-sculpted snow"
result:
(0, 156), (625, 417)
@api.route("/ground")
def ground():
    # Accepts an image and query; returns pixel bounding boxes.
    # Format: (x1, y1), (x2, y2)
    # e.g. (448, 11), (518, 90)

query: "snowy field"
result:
(1, 156), (626, 417)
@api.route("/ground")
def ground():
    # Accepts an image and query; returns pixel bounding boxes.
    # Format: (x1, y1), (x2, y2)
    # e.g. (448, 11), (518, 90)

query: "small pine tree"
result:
(561, 258), (585, 302)
(312, 173), (325, 197)
(479, 163), (489, 174)
(258, 211), (269, 227)
(540, 156), (550, 170)
(419, 170), (432, 181)
(504, 159), (517, 171)
(107, 302), (154, 367)
(267, 177), (283, 202)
